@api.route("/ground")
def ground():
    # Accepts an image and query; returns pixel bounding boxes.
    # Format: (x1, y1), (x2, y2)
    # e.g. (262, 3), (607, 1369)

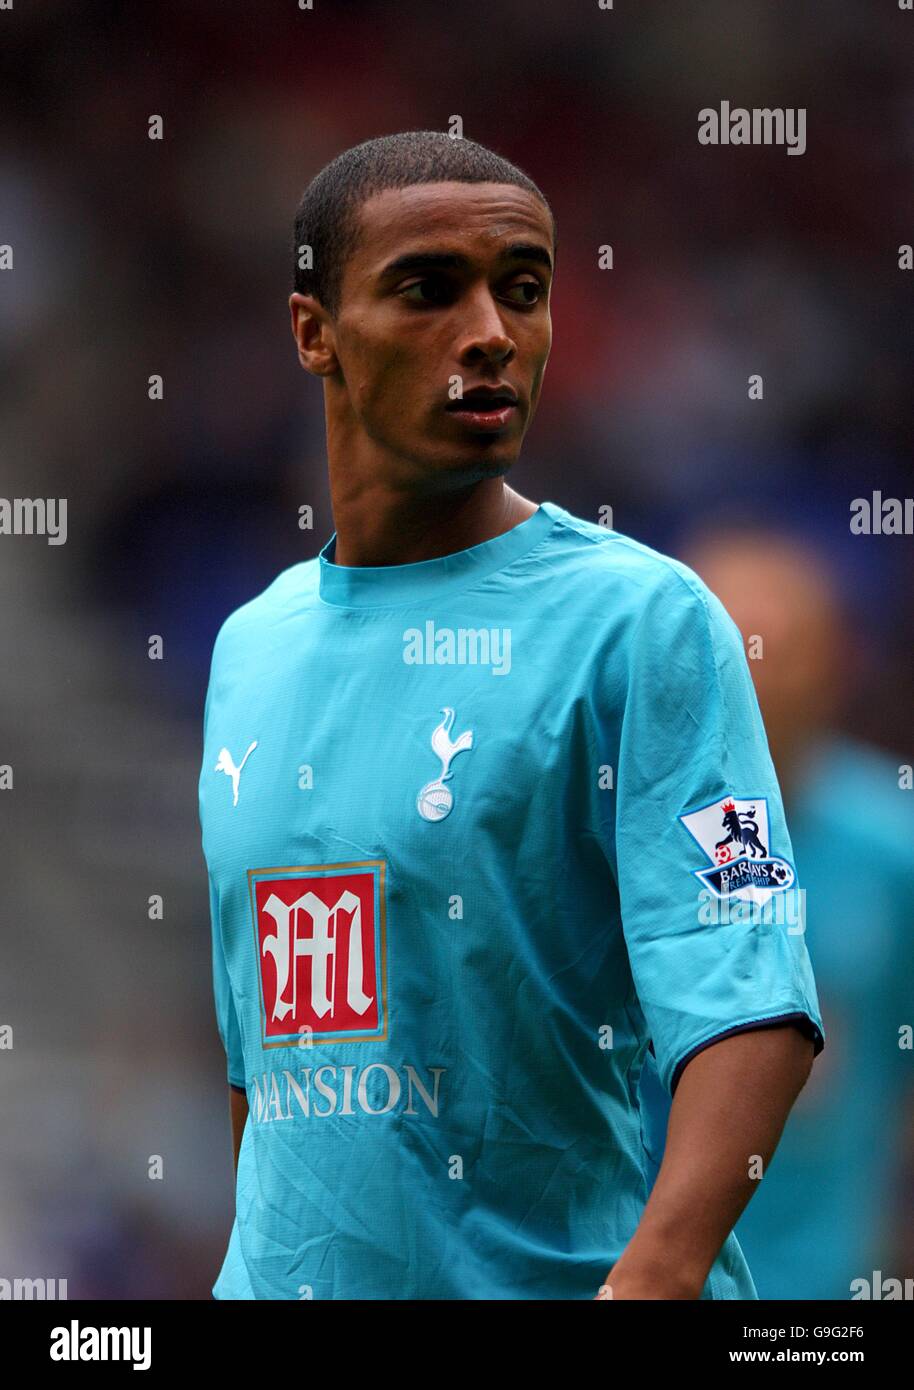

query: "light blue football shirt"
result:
(200, 500), (824, 1300)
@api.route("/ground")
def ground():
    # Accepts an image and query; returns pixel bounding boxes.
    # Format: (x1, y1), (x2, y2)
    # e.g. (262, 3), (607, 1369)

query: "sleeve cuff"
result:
(669, 1010), (825, 1095)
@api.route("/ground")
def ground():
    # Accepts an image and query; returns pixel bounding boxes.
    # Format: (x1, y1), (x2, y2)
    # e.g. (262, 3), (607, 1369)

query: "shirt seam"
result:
(312, 509), (562, 613)
(668, 1008), (825, 1095)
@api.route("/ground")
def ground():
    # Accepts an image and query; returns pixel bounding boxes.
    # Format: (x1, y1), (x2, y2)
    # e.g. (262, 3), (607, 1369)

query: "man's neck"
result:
(328, 477), (539, 568)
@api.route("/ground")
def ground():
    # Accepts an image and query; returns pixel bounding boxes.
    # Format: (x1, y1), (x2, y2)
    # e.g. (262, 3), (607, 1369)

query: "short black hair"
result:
(291, 130), (555, 317)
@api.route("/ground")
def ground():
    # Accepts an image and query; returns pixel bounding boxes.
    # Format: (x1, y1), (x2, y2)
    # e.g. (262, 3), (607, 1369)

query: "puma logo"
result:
(215, 741), (258, 806)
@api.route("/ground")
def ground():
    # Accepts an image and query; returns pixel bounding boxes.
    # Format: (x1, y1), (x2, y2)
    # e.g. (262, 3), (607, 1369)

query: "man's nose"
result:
(459, 293), (516, 366)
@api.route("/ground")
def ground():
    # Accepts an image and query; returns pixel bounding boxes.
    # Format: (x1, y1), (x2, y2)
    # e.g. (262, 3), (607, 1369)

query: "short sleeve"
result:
(612, 566), (825, 1096)
(209, 875), (246, 1089)
(202, 636), (246, 1090)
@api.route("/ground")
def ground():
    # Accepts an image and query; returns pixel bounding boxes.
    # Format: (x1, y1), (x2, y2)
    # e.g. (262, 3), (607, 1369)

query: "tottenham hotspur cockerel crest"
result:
(679, 795), (796, 905)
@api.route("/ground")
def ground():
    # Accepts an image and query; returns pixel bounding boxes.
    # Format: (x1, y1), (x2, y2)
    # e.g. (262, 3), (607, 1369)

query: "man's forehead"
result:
(354, 181), (552, 257)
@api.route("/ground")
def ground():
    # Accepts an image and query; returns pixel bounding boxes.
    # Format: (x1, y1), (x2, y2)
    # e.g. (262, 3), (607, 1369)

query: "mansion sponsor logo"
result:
(1, 1275), (67, 1299)
(403, 621), (511, 675)
(698, 102), (806, 156)
(248, 1064), (445, 1125)
(50, 1321), (151, 1370)
(0, 497), (67, 545)
(251, 864), (386, 1047)
(849, 492), (914, 535)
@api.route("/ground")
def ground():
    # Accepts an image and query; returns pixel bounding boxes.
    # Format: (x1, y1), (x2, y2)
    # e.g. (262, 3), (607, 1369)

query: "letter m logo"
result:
(248, 861), (387, 1047)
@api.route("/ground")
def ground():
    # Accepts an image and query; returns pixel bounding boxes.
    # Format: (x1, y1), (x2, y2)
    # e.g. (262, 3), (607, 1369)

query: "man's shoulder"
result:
(543, 502), (726, 626)
(211, 557), (321, 659)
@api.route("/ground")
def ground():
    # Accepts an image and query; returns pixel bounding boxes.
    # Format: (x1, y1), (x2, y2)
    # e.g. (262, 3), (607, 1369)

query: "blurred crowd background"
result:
(0, 0), (911, 1298)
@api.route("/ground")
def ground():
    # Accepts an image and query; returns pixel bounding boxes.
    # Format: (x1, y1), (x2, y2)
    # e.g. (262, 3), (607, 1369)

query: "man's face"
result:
(318, 181), (554, 483)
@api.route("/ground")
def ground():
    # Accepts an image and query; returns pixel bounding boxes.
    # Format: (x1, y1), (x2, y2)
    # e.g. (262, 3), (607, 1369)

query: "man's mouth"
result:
(445, 387), (519, 432)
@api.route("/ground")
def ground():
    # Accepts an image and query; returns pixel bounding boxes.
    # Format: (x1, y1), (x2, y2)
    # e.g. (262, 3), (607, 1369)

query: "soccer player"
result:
(199, 131), (824, 1300)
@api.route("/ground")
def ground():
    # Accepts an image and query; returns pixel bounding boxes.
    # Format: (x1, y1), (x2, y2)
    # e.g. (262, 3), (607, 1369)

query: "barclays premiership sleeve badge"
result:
(679, 795), (796, 907)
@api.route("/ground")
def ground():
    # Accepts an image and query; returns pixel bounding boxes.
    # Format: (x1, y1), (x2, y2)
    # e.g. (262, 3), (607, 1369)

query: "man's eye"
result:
(503, 279), (543, 306)
(399, 278), (450, 305)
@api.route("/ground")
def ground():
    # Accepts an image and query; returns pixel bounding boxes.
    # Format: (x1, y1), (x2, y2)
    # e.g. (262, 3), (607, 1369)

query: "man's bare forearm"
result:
(230, 1086), (248, 1175)
(599, 1024), (815, 1299)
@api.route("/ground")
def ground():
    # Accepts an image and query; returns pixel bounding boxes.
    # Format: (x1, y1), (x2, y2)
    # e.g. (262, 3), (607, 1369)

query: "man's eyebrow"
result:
(379, 243), (553, 277)
(498, 242), (553, 272)
(380, 251), (467, 276)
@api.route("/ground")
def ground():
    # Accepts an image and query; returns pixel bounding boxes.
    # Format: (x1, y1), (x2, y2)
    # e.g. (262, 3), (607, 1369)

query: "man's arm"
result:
(230, 1086), (248, 1175)
(597, 1024), (814, 1299)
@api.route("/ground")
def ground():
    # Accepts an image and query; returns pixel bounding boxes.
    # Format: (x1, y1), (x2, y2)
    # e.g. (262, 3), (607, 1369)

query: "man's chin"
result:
(434, 436), (523, 474)
(433, 451), (518, 486)
(392, 432), (524, 489)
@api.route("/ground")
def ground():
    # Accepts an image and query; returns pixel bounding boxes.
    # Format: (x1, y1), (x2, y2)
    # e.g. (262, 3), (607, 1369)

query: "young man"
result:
(200, 131), (824, 1300)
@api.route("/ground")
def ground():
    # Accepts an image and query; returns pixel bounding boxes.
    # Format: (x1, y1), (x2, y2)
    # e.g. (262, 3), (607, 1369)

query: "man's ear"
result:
(289, 292), (339, 377)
